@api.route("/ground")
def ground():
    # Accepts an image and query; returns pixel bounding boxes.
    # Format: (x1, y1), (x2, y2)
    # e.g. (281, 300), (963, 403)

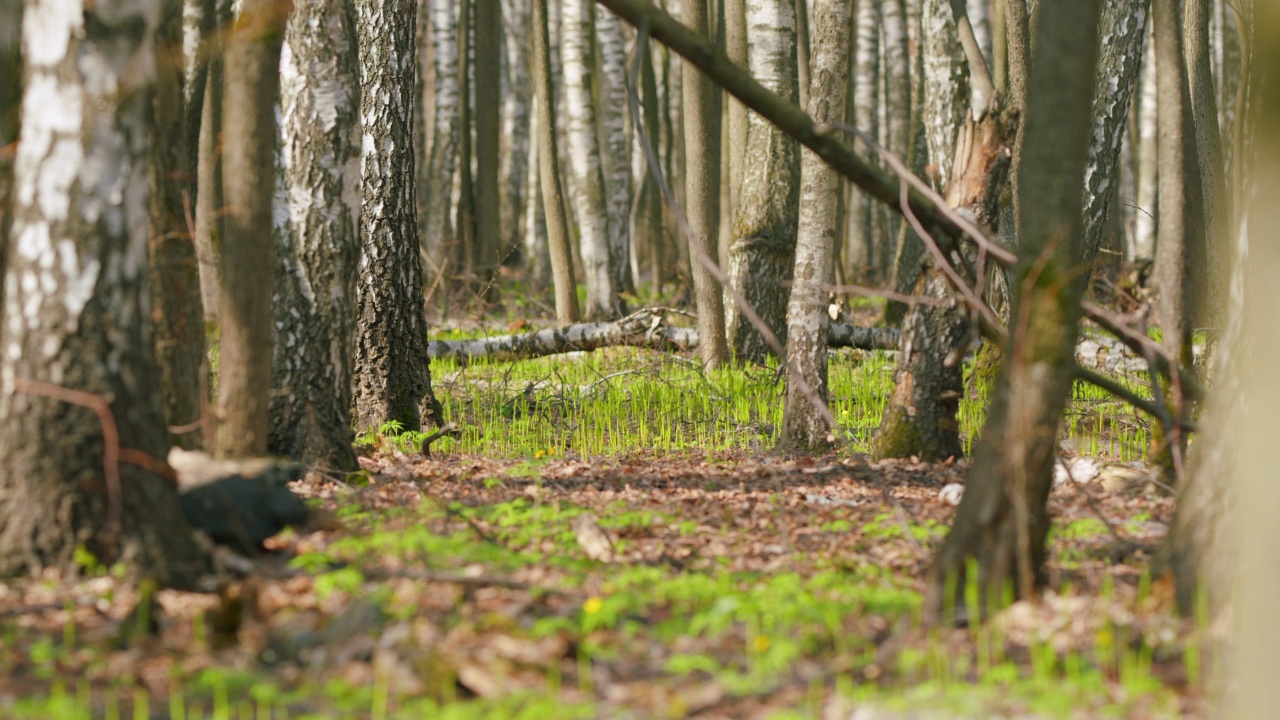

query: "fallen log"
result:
(428, 309), (901, 363)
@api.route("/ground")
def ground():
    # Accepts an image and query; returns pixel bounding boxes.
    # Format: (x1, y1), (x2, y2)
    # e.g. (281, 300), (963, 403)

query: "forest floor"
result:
(0, 301), (1213, 719)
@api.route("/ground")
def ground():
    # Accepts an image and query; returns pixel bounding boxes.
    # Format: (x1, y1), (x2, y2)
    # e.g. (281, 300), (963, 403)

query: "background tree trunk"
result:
(269, 0), (360, 470)
(1133, 29), (1158, 261)
(0, 0), (204, 584)
(598, 9), (635, 295)
(216, 0), (289, 457)
(632, 36), (665, 296)
(722, 0), (748, 273)
(725, 0), (800, 363)
(501, 0), (533, 268)
(423, 0), (459, 279)
(354, 0), (441, 432)
(532, 0), (581, 322)
(473, 0), (502, 292)
(149, 0), (208, 450)
(780, 0), (851, 450)
(846, 0), (880, 279)
(682, 0), (730, 369)
(1183, 0), (1228, 331)
(1153, 0), (1206, 373)
(563, 0), (622, 319)
(925, 0), (1102, 619)
(194, 0), (230, 324)
(1079, 0), (1150, 260)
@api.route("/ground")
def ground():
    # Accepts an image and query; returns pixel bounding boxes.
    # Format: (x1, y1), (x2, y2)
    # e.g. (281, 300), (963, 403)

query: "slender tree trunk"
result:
(925, 0), (1102, 619)
(216, 0), (289, 457)
(780, 0), (851, 450)
(532, 0), (581, 322)
(632, 36), (665, 296)
(501, 0), (533, 266)
(1153, 0), (1206, 371)
(1079, 0), (1150, 261)
(424, 0), (459, 276)
(474, 0), (502, 290)
(921, 0), (969, 191)
(1133, 28), (1158, 261)
(0, 0), (22, 290)
(0, 0), (204, 583)
(598, 9), (635, 295)
(455, 0), (476, 284)
(354, 0), (442, 431)
(723, 0), (748, 273)
(846, 0), (880, 278)
(1183, 0), (1228, 330)
(524, 100), (553, 289)
(269, 0), (360, 470)
(682, 0), (730, 368)
(725, 0), (801, 363)
(149, 0), (208, 450)
(194, 0), (230, 324)
(886, 0), (928, 324)
(795, 0), (811, 109)
(564, 0), (623, 319)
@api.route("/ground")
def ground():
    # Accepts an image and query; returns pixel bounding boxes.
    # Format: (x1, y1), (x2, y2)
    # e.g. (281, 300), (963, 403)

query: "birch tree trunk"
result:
(0, 0), (204, 582)
(726, 0), (801, 363)
(194, 0), (230, 323)
(563, 0), (623, 319)
(780, 0), (851, 450)
(1133, 29), (1158, 261)
(149, 0), (207, 450)
(925, 0), (1102, 618)
(269, 0), (361, 470)
(921, 0), (969, 191)
(423, 0), (459, 274)
(532, 0), (581, 322)
(682, 0), (730, 369)
(354, 0), (441, 432)
(216, 0), (288, 457)
(846, 0), (880, 277)
(501, 0), (533, 265)
(1079, 0), (1150, 261)
(598, 9), (635, 295)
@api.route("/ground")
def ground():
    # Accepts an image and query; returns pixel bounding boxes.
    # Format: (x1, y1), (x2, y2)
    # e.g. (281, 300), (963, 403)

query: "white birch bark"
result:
(781, 0), (851, 449)
(562, 0), (622, 319)
(921, 0), (969, 188)
(846, 0), (880, 275)
(1133, 26), (1158, 261)
(597, 8), (634, 294)
(1080, 0), (1149, 261)
(270, 0), (362, 469)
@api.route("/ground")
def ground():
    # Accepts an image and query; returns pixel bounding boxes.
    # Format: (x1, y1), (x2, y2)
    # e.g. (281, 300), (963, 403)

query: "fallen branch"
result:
(429, 309), (900, 363)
